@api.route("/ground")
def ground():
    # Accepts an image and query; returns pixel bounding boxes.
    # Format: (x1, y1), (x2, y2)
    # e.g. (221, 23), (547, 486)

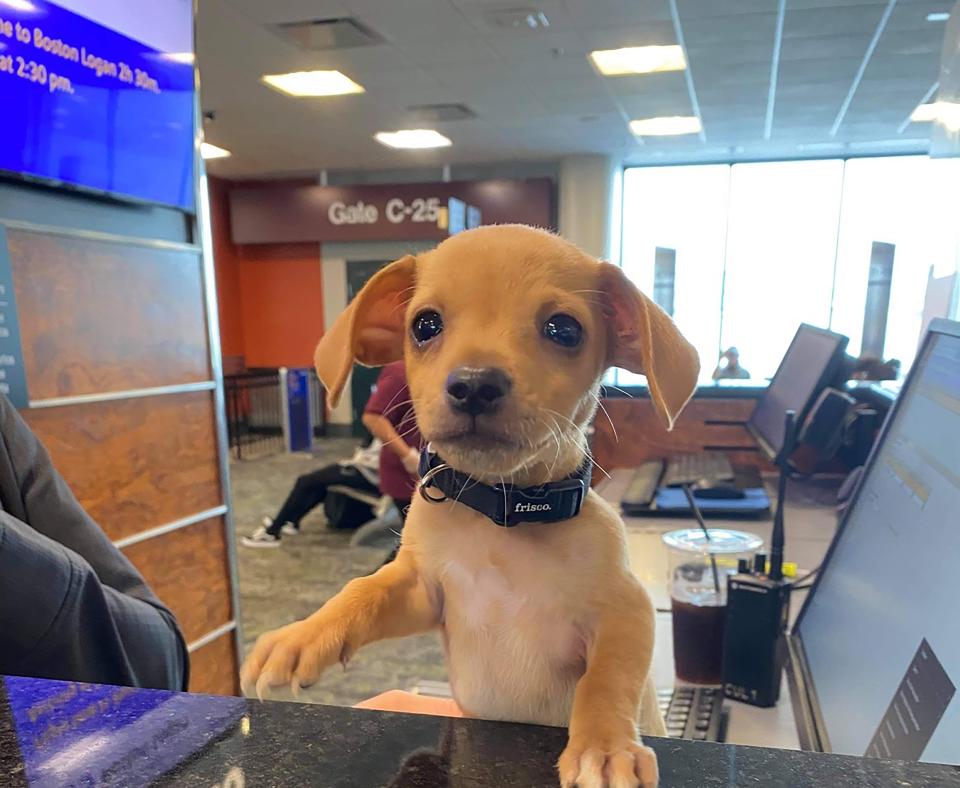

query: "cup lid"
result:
(662, 528), (763, 555)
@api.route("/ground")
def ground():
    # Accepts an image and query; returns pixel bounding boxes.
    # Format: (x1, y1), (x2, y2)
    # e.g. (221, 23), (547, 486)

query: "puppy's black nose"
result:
(446, 367), (512, 416)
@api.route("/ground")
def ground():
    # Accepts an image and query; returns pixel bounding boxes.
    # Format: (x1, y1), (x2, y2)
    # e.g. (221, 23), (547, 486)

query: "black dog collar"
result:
(418, 446), (591, 527)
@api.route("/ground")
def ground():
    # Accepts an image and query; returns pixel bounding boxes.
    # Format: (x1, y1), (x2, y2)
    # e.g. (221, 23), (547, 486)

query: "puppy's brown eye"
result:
(543, 314), (582, 348)
(412, 310), (443, 344)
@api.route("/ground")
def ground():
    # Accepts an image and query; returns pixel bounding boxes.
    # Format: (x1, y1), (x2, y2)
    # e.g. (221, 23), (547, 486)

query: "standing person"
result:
(361, 361), (421, 520)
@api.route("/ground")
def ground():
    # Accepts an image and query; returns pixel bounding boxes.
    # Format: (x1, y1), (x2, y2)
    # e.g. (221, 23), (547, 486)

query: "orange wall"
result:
(208, 177), (244, 360)
(237, 243), (324, 368)
(207, 177), (324, 369)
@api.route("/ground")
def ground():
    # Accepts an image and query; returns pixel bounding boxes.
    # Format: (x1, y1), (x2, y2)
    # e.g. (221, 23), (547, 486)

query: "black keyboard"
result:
(662, 452), (735, 488)
(657, 686), (727, 742)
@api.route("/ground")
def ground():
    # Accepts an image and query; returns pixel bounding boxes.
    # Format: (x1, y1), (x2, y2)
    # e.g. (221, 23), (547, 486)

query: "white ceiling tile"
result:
(344, 0), (480, 41)
(522, 75), (605, 98)
(197, 0), (948, 174)
(485, 31), (587, 61)
(224, 0), (351, 24)
(681, 11), (778, 44)
(619, 93), (696, 117)
(395, 37), (501, 66)
(784, 6), (890, 37)
(579, 22), (678, 50)
(779, 34), (871, 61)
(454, 0), (578, 33)
(686, 41), (775, 68)
(778, 57), (864, 82)
(885, 0), (956, 33)
(604, 71), (689, 97)
(511, 55), (599, 81)
(563, 0), (674, 26)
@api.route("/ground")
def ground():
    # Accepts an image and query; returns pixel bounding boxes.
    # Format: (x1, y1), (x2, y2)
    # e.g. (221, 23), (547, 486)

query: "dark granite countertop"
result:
(2, 675), (957, 787)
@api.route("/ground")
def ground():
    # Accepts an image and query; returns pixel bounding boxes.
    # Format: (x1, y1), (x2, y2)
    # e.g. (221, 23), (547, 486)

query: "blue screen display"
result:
(0, 0), (195, 211)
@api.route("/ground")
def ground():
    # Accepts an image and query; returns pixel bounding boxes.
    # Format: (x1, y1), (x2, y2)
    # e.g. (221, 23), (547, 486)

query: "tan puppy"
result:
(241, 225), (699, 788)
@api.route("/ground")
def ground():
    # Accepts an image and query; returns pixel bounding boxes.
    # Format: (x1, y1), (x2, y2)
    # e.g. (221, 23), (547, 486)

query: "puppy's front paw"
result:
(239, 618), (345, 700)
(558, 740), (658, 788)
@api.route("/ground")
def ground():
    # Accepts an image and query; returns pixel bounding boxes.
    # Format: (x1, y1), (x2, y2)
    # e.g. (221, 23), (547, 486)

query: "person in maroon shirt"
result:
(361, 361), (421, 516)
(243, 363), (420, 549)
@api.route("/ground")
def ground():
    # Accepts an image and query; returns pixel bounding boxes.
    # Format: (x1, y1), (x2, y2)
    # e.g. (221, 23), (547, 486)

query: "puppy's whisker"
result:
(542, 408), (612, 480)
(381, 422), (422, 451)
(592, 393), (618, 444)
(384, 397), (414, 412)
(604, 384), (635, 399)
(543, 408), (590, 446)
(536, 415), (564, 481)
(379, 389), (414, 416)
(498, 474), (509, 523)
(450, 469), (478, 509)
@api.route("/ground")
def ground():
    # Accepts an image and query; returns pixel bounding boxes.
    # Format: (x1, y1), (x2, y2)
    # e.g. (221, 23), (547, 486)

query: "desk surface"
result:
(2, 675), (957, 787)
(603, 379), (769, 399)
(597, 470), (842, 752)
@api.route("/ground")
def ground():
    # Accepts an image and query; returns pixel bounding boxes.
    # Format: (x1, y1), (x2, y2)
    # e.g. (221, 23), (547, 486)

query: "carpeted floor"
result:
(230, 439), (447, 707)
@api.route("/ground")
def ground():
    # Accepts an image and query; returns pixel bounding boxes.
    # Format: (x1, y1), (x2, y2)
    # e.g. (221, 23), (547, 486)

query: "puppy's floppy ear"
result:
(599, 262), (700, 430)
(314, 255), (416, 407)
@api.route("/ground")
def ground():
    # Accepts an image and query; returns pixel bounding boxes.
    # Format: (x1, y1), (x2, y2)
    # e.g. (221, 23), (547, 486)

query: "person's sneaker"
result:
(280, 522), (300, 536)
(241, 525), (281, 548)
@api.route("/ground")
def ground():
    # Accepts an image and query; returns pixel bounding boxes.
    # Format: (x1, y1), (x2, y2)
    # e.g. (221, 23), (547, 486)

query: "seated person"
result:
(243, 362), (420, 547)
(712, 346), (751, 380)
(242, 438), (384, 547)
(0, 395), (188, 690)
(851, 354), (900, 381)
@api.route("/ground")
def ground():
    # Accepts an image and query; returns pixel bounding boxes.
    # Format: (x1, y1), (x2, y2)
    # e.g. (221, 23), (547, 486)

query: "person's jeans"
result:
(268, 465), (379, 536)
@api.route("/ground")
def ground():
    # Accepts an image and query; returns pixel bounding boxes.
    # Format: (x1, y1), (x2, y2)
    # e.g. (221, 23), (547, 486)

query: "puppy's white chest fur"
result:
(413, 504), (595, 728)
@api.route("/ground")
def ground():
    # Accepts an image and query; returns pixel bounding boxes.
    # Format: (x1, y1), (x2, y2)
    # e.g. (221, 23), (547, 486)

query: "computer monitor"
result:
(747, 324), (849, 462)
(788, 318), (960, 765)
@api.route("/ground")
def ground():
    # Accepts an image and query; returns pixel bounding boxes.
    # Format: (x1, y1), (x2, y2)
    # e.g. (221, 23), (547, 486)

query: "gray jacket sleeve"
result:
(0, 395), (188, 691)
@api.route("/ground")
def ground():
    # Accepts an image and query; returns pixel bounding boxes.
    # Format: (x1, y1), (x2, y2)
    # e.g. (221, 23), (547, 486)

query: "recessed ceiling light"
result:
(261, 70), (365, 97)
(926, 12), (951, 22)
(589, 45), (686, 76)
(374, 129), (452, 149)
(911, 103), (941, 122)
(630, 116), (701, 136)
(919, 101), (960, 131)
(201, 142), (232, 160)
(942, 103), (960, 131)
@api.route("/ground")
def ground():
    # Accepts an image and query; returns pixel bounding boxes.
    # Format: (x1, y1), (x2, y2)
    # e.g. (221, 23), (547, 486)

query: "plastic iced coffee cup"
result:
(663, 528), (763, 685)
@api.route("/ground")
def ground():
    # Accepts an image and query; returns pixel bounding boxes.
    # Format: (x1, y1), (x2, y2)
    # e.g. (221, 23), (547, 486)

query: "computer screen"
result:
(747, 324), (849, 461)
(792, 320), (960, 765)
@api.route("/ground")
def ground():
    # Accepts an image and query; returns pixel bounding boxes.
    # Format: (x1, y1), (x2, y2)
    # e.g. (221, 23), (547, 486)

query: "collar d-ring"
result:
(419, 462), (451, 503)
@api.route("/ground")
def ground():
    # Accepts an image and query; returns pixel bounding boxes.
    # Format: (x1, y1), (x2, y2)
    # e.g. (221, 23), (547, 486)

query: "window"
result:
(720, 160), (844, 380)
(620, 164), (730, 384)
(616, 156), (960, 387)
(830, 156), (960, 367)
